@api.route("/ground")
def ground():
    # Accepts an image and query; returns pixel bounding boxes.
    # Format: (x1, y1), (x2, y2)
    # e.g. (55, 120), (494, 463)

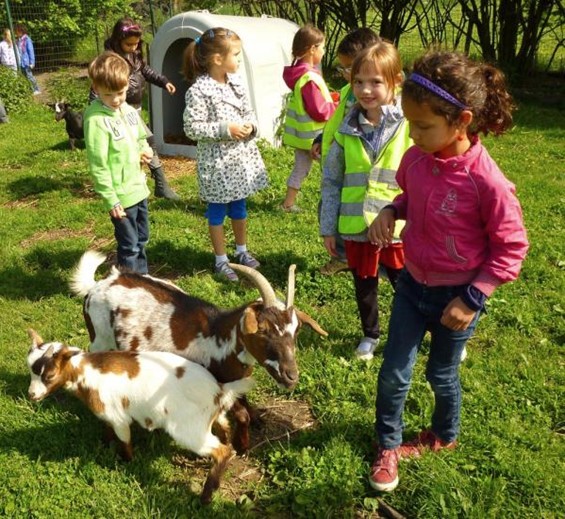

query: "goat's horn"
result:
(228, 264), (277, 307)
(286, 264), (296, 309)
(27, 328), (44, 348)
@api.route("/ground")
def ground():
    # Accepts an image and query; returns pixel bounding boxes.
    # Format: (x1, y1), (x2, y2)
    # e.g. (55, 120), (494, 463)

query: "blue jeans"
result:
(21, 66), (39, 92)
(111, 198), (149, 274)
(376, 269), (481, 448)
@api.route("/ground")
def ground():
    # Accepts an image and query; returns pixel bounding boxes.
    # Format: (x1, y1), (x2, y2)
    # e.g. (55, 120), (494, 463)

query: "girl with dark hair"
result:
(367, 50), (529, 493)
(93, 17), (179, 200)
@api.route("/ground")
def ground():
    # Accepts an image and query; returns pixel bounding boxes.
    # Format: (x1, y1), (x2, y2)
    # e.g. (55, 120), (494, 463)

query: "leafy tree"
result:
(457, 0), (563, 73)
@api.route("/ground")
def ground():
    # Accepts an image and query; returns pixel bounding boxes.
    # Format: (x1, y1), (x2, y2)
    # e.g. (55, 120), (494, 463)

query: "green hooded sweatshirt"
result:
(84, 100), (151, 211)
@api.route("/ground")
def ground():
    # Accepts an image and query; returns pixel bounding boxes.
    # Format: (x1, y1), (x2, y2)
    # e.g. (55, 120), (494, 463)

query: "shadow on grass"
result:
(48, 139), (86, 152)
(6, 173), (90, 201)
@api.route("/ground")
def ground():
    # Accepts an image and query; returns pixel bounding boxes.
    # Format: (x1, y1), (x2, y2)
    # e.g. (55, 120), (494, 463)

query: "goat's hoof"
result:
(232, 436), (249, 455)
(200, 495), (212, 506)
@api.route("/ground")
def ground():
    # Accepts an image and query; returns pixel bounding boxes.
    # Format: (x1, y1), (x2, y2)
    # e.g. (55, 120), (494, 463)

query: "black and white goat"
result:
(70, 250), (327, 452)
(26, 329), (254, 504)
(50, 101), (84, 150)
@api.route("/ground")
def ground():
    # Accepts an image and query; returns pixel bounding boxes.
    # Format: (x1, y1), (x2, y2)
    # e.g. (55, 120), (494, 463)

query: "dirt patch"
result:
(171, 396), (316, 502)
(160, 155), (196, 180)
(19, 223), (115, 251)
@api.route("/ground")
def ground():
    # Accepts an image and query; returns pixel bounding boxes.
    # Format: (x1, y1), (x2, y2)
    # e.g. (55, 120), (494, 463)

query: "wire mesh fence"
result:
(0, 0), (176, 72)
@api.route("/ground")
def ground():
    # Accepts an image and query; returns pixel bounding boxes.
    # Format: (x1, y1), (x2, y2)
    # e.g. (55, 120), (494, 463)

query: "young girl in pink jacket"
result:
(367, 50), (529, 493)
(281, 24), (336, 212)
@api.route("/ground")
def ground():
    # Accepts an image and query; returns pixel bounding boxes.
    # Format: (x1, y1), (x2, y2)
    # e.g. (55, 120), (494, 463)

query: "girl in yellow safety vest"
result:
(311, 28), (382, 275)
(281, 24), (336, 212)
(320, 41), (412, 361)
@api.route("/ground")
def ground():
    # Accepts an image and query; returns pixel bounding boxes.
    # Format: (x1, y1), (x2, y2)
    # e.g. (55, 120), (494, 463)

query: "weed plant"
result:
(0, 86), (563, 518)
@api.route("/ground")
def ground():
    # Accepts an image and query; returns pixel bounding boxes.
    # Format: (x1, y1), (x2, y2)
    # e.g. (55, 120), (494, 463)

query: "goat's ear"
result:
(241, 307), (259, 335)
(295, 309), (329, 337)
(60, 347), (77, 361)
(27, 329), (44, 348)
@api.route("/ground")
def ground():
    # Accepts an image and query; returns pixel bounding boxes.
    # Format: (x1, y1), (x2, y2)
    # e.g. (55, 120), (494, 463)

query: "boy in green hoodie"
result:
(84, 51), (153, 274)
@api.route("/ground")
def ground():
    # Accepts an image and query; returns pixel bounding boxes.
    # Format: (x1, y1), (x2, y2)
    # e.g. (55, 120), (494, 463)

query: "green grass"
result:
(0, 88), (564, 518)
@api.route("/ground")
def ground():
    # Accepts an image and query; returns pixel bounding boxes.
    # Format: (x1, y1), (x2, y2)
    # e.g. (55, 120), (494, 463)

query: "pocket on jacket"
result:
(446, 235), (467, 264)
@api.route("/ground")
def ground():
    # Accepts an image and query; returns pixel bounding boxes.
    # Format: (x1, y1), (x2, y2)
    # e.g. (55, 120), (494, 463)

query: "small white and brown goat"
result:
(26, 329), (254, 505)
(70, 250), (327, 452)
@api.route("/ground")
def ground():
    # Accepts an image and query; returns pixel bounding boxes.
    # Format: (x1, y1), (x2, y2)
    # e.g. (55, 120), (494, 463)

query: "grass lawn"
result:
(0, 84), (563, 518)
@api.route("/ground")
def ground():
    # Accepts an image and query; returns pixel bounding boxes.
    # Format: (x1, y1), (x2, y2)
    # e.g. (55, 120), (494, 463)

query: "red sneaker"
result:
(368, 447), (400, 492)
(399, 429), (457, 459)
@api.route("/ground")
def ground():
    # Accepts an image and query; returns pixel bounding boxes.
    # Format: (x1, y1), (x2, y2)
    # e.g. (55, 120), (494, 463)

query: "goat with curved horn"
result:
(228, 263), (278, 307)
(286, 264), (296, 309)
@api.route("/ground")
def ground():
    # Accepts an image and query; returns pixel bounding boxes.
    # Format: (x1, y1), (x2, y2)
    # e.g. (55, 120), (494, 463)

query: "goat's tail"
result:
(219, 377), (255, 411)
(69, 250), (107, 297)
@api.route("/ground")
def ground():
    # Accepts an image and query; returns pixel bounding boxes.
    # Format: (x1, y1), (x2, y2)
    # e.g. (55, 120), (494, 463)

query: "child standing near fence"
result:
(320, 41), (411, 361)
(367, 50), (529, 492)
(84, 51), (153, 275)
(281, 24), (336, 212)
(14, 24), (40, 94)
(183, 28), (268, 282)
(0, 29), (18, 72)
(94, 17), (179, 200)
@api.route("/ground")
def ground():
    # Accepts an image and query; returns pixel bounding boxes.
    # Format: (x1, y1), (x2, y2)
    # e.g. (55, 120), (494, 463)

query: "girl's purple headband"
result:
(122, 24), (141, 34)
(409, 73), (468, 110)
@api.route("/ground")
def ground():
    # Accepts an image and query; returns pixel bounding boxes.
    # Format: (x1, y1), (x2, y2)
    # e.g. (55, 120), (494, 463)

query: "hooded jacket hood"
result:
(283, 61), (317, 90)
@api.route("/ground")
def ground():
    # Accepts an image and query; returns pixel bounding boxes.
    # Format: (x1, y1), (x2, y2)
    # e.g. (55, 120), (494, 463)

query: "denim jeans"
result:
(375, 269), (481, 448)
(21, 66), (39, 92)
(111, 198), (149, 274)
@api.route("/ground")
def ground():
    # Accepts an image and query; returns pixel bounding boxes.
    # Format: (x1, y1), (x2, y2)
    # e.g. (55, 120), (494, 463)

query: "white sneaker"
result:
(355, 337), (379, 361)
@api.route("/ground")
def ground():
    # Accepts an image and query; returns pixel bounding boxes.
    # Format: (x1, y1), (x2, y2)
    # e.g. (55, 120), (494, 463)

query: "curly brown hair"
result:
(403, 51), (515, 136)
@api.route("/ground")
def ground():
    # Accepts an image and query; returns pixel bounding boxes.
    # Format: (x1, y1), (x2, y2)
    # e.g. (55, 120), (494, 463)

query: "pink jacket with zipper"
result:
(391, 139), (528, 296)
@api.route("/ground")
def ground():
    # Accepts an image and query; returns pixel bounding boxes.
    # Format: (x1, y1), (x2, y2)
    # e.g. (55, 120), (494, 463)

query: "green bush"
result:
(0, 67), (33, 114)
(45, 68), (91, 110)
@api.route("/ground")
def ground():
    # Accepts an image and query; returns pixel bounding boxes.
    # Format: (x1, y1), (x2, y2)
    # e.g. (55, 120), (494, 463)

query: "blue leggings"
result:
(205, 199), (247, 225)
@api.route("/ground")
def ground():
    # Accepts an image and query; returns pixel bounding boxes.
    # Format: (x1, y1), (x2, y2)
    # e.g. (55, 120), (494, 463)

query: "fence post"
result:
(4, 0), (19, 68)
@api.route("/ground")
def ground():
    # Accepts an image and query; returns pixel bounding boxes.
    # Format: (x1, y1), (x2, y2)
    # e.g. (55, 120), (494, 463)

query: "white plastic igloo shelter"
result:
(149, 10), (298, 158)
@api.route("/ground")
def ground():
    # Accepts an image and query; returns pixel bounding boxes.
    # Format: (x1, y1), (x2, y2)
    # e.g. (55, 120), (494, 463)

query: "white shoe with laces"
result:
(355, 337), (379, 361)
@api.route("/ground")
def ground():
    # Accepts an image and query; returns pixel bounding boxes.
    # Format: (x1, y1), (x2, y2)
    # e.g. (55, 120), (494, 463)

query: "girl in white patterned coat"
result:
(183, 28), (268, 282)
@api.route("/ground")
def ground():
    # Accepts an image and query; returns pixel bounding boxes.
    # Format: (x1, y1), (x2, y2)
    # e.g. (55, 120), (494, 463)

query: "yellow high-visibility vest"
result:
(321, 83), (352, 165)
(336, 119), (412, 236)
(283, 71), (333, 150)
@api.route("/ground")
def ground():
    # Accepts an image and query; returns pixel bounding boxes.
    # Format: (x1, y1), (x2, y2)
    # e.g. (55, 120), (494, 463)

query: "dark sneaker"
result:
(215, 261), (239, 282)
(369, 447), (400, 492)
(399, 429), (457, 459)
(235, 251), (260, 269)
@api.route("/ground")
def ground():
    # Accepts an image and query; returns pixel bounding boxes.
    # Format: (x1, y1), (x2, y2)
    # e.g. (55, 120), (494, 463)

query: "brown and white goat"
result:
(26, 329), (254, 505)
(70, 250), (327, 452)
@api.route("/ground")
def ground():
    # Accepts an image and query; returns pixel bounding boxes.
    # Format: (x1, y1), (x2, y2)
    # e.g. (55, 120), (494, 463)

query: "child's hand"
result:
(323, 236), (337, 257)
(165, 82), (176, 95)
(140, 149), (153, 164)
(441, 297), (477, 331)
(368, 208), (396, 247)
(229, 123), (253, 140)
(110, 204), (127, 219)
(310, 142), (321, 161)
(242, 123), (254, 137)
